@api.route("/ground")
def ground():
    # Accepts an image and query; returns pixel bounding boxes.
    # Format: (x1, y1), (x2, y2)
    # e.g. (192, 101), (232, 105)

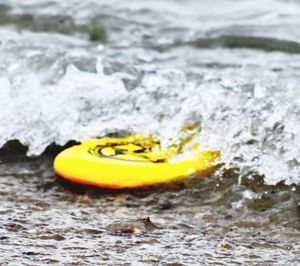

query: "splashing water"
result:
(1, 0), (300, 186)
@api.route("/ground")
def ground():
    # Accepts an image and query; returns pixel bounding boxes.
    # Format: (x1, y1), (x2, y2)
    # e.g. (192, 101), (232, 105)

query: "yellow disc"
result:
(53, 134), (220, 189)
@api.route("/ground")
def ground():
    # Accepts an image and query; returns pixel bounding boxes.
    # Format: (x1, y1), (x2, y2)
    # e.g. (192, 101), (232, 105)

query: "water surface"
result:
(0, 0), (300, 264)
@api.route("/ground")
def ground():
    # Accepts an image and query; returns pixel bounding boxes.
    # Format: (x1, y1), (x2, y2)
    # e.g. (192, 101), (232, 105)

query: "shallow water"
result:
(0, 0), (300, 264)
(0, 155), (299, 265)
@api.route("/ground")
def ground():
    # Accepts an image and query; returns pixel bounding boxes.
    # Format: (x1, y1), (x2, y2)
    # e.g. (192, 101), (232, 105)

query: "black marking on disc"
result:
(115, 149), (126, 155)
(87, 144), (165, 163)
(89, 145), (152, 163)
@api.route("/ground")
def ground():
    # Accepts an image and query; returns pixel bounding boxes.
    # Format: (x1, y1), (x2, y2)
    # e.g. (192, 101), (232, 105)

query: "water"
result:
(0, 0), (300, 264)
(0, 156), (299, 265)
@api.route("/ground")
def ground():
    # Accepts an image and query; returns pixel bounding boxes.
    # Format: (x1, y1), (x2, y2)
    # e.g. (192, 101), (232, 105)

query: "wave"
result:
(1, 53), (299, 185)
(1, 0), (300, 186)
(191, 35), (300, 54)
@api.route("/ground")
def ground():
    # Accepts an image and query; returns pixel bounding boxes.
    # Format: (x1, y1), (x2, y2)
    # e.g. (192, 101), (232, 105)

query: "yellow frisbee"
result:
(53, 134), (220, 189)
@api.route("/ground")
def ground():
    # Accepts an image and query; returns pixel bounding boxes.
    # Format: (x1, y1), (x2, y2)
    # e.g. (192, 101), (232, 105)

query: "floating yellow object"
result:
(54, 134), (220, 189)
